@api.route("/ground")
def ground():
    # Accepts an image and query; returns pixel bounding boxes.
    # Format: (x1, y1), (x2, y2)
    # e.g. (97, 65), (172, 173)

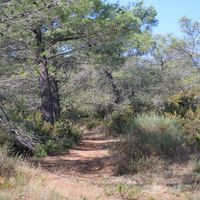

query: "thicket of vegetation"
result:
(0, 0), (200, 193)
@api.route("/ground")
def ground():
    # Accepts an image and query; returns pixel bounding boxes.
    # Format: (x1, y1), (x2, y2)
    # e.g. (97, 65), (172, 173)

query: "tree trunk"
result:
(32, 26), (60, 125)
(39, 61), (54, 124)
(50, 77), (60, 121)
(104, 69), (121, 104)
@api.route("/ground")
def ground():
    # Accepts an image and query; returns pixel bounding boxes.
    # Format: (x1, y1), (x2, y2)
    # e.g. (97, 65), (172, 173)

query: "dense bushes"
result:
(164, 91), (200, 147)
(33, 118), (81, 157)
(163, 92), (199, 117)
(109, 91), (200, 174)
(1, 103), (81, 157)
(177, 116), (200, 146)
(112, 113), (186, 174)
(130, 113), (185, 156)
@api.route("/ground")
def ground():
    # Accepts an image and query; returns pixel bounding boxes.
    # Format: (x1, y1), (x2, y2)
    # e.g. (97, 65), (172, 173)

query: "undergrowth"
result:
(112, 113), (187, 174)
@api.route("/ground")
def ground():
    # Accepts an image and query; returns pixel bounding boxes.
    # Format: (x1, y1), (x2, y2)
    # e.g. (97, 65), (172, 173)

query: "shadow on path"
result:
(33, 132), (116, 176)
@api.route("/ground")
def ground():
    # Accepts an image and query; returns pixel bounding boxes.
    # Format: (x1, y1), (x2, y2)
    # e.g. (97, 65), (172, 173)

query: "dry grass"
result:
(0, 178), (67, 200)
(0, 146), (67, 200)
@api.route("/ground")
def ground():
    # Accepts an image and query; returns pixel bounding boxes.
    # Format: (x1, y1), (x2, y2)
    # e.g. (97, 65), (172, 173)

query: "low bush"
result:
(52, 119), (81, 140)
(177, 117), (200, 146)
(35, 118), (81, 157)
(163, 91), (200, 148)
(112, 113), (186, 174)
(86, 118), (104, 130)
(42, 138), (74, 156)
(1, 97), (82, 157)
(108, 105), (134, 135)
(35, 144), (47, 158)
(2, 113), (81, 157)
(163, 91), (199, 117)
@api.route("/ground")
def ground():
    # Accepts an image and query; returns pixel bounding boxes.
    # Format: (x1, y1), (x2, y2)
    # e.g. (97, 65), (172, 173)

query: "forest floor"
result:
(33, 128), (200, 200)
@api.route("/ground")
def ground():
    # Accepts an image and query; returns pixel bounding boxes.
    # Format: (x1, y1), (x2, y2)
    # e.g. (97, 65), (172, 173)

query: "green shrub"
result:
(130, 96), (153, 113)
(164, 92), (199, 117)
(1, 102), (81, 157)
(108, 105), (134, 135)
(44, 138), (73, 156)
(129, 113), (184, 147)
(62, 137), (74, 149)
(35, 144), (47, 158)
(131, 113), (185, 156)
(163, 91), (200, 147)
(34, 119), (81, 157)
(8, 98), (29, 123)
(35, 138), (74, 157)
(52, 119), (81, 140)
(112, 113), (186, 174)
(45, 140), (63, 155)
(86, 119), (103, 130)
(175, 116), (200, 150)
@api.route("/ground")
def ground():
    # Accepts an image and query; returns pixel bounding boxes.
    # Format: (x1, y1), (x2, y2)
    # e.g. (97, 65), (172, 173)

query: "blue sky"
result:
(107, 0), (200, 37)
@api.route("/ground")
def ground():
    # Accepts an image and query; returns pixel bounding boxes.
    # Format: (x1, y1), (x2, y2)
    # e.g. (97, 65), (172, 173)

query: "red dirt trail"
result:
(34, 130), (120, 200)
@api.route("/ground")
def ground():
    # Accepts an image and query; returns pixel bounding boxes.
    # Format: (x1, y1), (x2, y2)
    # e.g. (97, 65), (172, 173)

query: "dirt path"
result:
(34, 130), (120, 200)
(37, 131), (115, 177)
